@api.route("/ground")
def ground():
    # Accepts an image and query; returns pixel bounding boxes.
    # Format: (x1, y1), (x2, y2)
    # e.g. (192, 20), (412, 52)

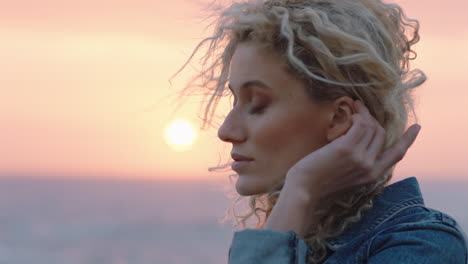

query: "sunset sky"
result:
(1, 0), (467, 182)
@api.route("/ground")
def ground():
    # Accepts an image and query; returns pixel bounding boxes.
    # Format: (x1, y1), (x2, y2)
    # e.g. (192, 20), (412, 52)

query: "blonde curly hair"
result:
(172, 0), (426, 262)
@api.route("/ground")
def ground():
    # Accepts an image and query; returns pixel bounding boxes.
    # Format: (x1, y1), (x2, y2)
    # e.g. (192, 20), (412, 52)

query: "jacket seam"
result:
(289, 231), (297, 264)
(327, 198), (425, 248)
(368, 203), (425, 232)
(365, 197), (424, 232)
(365, 218), (465, 259)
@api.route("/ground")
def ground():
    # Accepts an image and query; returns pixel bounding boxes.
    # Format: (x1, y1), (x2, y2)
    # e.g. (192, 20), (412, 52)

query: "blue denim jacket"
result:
(228, 177), (468, 263)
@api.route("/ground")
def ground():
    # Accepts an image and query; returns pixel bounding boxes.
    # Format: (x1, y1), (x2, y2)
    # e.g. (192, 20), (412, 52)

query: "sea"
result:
(0, 177), (466, 264)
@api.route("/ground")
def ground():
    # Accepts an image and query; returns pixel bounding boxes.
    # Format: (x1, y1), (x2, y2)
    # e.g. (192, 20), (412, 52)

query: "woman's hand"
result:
(264, 100), (421, 237)
(285, 100), (421, 201)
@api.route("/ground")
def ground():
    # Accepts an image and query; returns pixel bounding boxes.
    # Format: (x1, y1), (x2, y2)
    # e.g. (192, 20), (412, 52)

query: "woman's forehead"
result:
(229, 43), (290, 89)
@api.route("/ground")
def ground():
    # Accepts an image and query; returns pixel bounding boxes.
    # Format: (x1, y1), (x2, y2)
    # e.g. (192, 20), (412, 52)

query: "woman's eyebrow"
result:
(228, 80), (272, 94)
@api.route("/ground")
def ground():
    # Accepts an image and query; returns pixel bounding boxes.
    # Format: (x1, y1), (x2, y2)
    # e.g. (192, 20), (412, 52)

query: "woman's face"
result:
(218, 41), (334, 196)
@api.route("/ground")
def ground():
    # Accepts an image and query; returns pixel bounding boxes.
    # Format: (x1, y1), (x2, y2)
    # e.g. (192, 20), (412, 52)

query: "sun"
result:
(164, 119), (197, 151)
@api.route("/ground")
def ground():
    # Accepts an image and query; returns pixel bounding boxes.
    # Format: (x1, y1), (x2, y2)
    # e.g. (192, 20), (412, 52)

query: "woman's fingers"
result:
(343, 114), (367, 144)
(357, 121), (375, 152)
(377, 124), (421, 171)
(353, 100), (377, 151)
(367, 125), (386, 158)
(354, 100), (369, 114)
(347, 100), (373, 144)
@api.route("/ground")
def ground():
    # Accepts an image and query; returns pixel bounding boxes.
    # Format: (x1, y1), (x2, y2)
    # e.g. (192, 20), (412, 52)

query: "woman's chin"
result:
(235, 175), (267, 196)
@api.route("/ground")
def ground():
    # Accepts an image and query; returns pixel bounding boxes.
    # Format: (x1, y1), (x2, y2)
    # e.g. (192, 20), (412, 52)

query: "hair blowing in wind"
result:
(172, 0), (426, 262)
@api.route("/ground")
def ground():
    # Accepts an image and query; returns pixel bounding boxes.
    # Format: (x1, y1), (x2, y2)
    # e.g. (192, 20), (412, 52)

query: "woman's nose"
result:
(217, 111), (246, 143)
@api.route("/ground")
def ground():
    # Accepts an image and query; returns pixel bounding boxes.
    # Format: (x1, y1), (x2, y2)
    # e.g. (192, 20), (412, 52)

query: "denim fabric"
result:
(228, 177), (468, 263)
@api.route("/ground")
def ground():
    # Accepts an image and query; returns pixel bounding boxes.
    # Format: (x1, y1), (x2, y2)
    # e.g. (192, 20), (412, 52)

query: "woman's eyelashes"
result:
(248, 97), (268, 114)
(249, 104), (266, 114)
(231, 100), (266, 114)
(230, 91), (269, 114)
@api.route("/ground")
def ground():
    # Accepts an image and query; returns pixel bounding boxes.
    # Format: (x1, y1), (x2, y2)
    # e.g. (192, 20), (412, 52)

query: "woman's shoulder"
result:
(358, 176), (466, 236)
(362, 181), (468, 263)
(326, 177), (468, 263)
(364, 206), (468, 263)
(369, 178), (467, 242)
(374, 203), (466, 241)
(378, 201), (464, 231)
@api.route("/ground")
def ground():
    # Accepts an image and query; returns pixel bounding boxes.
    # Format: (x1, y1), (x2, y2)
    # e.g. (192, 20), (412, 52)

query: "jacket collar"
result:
(326, 177), (425, 248)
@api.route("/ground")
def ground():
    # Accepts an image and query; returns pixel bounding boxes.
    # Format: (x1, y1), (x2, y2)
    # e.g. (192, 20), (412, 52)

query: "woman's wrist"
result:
(283, 170), (319, 204)
(263, 175), (318, 239)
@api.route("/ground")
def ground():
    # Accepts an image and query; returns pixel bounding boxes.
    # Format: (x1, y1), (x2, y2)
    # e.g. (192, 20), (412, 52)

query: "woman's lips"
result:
(232, 160), (253, 170)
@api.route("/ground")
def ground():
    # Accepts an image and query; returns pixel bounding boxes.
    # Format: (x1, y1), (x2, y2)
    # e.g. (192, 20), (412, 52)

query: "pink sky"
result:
(0, 0), (467, 182)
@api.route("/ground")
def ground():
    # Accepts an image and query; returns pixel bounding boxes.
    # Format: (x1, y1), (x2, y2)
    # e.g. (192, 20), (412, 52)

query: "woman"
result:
(173, 0), (467, 263)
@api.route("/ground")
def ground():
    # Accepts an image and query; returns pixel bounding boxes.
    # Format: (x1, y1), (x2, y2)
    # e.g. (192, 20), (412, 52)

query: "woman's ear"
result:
(326, 96), (356, 142)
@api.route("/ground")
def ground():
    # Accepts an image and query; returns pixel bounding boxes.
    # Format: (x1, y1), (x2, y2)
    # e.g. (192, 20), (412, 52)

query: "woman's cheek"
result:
(252, 112), (294, 152)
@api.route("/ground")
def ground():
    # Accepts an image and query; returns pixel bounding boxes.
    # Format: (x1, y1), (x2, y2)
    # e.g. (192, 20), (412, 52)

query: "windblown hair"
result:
(172, 0), (425, 262)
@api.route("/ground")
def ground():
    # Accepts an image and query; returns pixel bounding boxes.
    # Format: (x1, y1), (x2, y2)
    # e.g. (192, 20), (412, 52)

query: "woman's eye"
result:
(249, 104), (266, 114)
(248, 96), (268, 114)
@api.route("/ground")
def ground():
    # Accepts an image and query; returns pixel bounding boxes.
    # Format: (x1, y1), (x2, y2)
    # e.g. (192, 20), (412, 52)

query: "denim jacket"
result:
(228, 177), (468, 263)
